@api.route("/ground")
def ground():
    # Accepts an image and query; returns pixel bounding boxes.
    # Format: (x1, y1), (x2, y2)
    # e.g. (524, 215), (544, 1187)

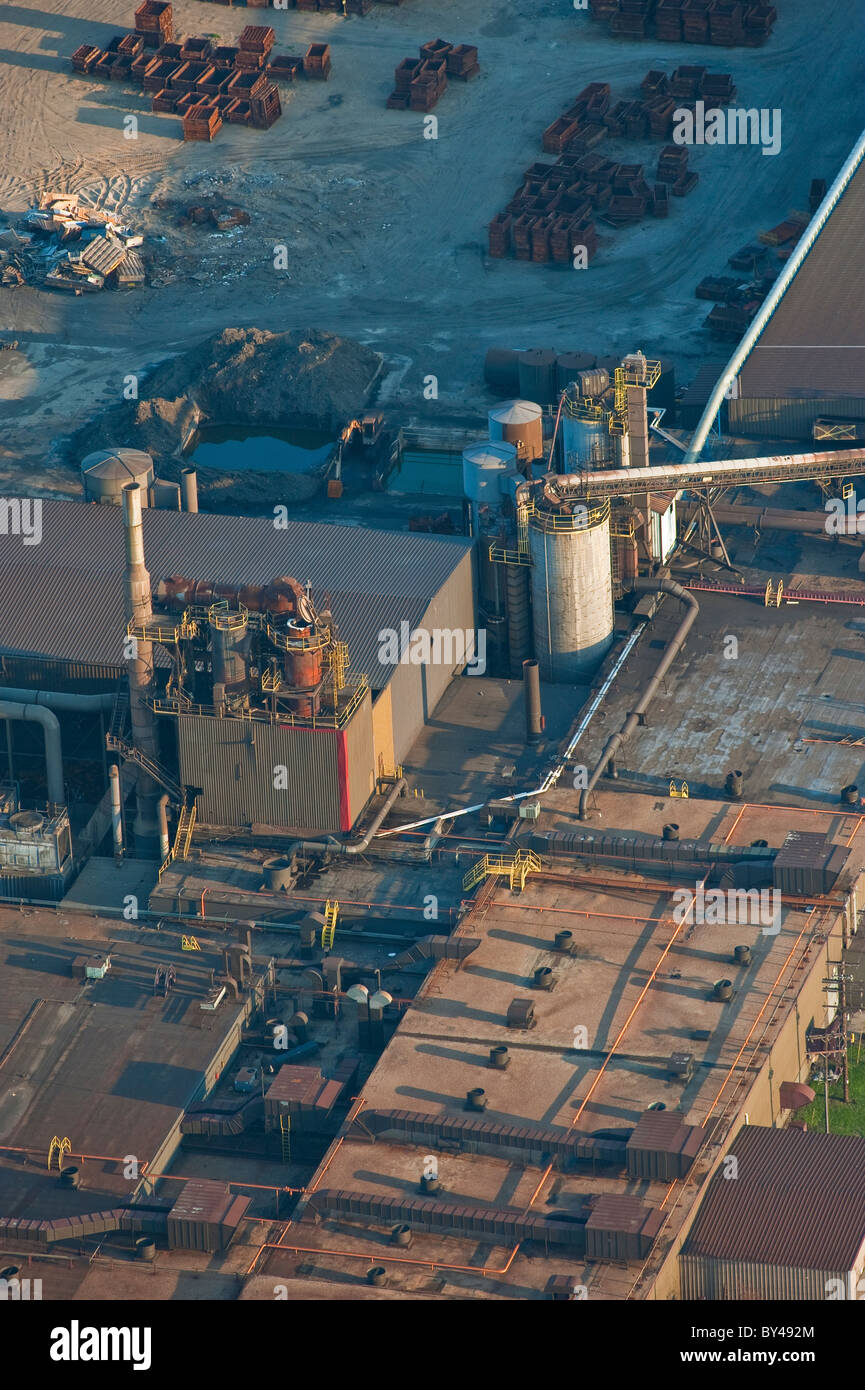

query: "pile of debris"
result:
(2, 193), (145, 294)
(386, 39), (480, 112)
(182, 203), (251, 233)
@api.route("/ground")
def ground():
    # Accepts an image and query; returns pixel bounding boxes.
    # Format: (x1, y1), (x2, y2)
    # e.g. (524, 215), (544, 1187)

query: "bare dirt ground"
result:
(1, 0), (864, 488)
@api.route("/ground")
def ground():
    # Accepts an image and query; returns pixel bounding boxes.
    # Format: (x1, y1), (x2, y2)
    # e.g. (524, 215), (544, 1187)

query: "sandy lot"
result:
(1, 0), (864, 485)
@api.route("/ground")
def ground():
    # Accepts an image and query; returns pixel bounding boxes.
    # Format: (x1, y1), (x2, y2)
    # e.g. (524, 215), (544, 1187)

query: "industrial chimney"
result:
(122, 482), (162, 858)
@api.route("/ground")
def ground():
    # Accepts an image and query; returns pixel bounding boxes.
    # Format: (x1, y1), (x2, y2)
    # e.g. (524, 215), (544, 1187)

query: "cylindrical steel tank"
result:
(488, 400), (544, 462)
(484, 347), (520, 396)
(560, 412), (612, 470)
(528, 498), (614, 682)
(556, 351), (597, 392)
(209, 607), (250, 692)
(282, 619), (324, 716)
(82, 449), (154, 505)
(462, 442), (518, 529)
(517, 349), (557, 405)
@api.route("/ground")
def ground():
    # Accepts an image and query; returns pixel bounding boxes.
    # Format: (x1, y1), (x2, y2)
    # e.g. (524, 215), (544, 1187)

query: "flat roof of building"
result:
(0, 905), (246, 1199)
(0, 500), (473, 686)
(261, 790), (865, 1298)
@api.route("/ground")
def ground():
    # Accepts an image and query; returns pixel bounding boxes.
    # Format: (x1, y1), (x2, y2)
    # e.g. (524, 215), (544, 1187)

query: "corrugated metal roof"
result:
(682, 1125), (865, 1270)
(170, 1178), (234, 1222)
(740, 158), (865, 401)
(0, 501), (473, 687)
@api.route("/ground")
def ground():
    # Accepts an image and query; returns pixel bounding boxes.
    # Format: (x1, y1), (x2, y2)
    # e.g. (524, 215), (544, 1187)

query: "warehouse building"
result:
(680, 1126), (865, 1301)
(0, 500), (475, 833)
(730, 156), (865, 440)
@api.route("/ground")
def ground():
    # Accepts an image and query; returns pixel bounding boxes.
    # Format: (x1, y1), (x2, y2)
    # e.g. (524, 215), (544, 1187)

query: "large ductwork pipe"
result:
(0, 688), (114, 713)
(523, 659), (543, 745)
(292, 778), (407, 859)
(544, 449), (865, 502)
(680, 502), (858, 535)
(683, 126), (865, 465)
(122, 482), (161, 857)
(157, 794), (170, 861)
(579, 579), (699, 819)
(0, 701), (64, 804)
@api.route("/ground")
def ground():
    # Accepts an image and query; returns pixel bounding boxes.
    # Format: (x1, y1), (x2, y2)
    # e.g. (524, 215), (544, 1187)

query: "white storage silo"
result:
(462, 441), (518, 530)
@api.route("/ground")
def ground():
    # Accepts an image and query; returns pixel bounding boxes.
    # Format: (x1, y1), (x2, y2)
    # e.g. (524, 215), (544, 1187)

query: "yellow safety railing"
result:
(48, 1136), (70, 1171)
(463, 849), (542, 893)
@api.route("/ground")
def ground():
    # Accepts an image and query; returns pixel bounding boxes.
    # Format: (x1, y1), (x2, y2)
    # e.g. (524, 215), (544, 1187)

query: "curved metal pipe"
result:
(683, 126), (865, 464)
(292, 778), (407, 859)
(0, 701), (64, 803)
(578, 579), (699, 819)
(0, 688), (114, 712)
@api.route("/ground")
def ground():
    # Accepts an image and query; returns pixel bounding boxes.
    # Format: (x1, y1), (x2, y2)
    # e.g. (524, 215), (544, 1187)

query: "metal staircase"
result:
(463, 849), (542, 894)
(105, 734), (183, 802)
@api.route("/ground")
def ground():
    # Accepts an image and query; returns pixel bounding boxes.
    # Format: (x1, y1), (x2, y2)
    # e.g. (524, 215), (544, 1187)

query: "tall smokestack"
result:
(122, 482), (162, 857)
(181, 467), (199, 513)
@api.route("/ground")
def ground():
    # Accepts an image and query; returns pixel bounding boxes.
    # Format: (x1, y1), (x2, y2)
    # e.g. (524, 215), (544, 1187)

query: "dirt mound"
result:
(70, 328), (383, 503)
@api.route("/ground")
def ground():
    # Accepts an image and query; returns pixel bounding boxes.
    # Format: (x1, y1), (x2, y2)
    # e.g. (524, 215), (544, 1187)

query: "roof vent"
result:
(507, 998), (536, 1029)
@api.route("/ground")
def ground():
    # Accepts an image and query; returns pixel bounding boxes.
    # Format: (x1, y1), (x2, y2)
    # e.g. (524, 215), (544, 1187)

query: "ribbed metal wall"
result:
(679, 1254), (847, 1301)
(728, 395), (865, 439)
(172, 691), (374, 833)
(384, 550), (477, 763)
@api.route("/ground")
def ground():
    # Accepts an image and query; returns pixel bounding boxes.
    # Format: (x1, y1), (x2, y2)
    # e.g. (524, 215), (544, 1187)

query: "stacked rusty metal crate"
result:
(69, 8), (284, 137)
(655, 0), (686, 38)
(656, 144), (697, 195)
(134, 1), (173, 49)
(386, 39), (479, 111)
(237, 24), (275, 67)
(587, 0), (778, 44)
(610, 0), (655, 39)
(304, 43), (332, 80)
(183, 103), (222, 142)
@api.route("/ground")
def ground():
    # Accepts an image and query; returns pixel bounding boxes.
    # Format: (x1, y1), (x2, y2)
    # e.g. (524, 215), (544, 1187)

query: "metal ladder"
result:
(279, 1113), (291, 1163)
(321, 899), (338, 950)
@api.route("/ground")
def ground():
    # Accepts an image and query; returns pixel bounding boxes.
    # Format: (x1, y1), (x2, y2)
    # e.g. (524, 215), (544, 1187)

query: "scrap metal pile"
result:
(70, 5), (292, 141)
(386, 39), (480, 112)
(1, 194), (145, 294)
(488, 67), (734, 265)
(696, 192), (818, 338)
(588, 0), (778, 45)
